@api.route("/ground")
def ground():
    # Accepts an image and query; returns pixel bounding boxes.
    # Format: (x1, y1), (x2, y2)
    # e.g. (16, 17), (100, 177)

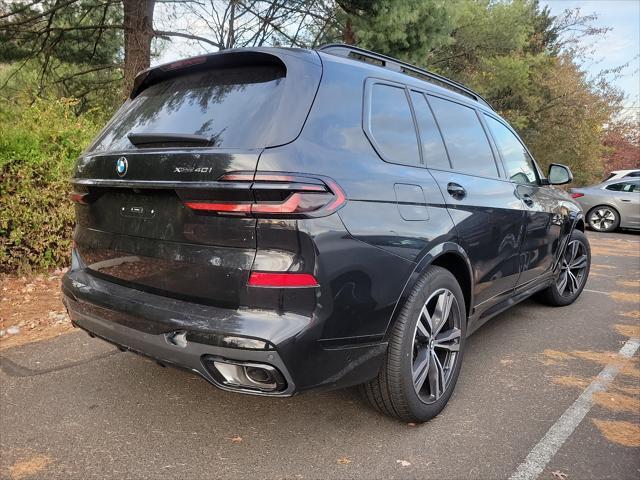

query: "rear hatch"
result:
(72, 49), (322, 307)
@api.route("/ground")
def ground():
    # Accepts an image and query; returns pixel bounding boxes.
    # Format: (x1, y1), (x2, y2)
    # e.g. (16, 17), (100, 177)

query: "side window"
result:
(409, 91), (450, 170)
(427, 95), (498, 177)
(606, 181), (639, 192)
(484, 115), (539, 186)
(625, 171), (640, 178)
(366, 83), (420, 166)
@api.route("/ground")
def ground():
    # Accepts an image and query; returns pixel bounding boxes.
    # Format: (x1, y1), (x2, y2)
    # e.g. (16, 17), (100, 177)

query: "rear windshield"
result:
(89, 65), (285, 152)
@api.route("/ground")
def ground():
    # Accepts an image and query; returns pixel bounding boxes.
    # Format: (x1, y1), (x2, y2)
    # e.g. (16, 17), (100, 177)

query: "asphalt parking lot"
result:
(1, 231), (639, 480)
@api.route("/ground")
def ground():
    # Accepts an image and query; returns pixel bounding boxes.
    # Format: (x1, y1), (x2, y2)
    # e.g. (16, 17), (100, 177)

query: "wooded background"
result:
(1, 0), (638, 272)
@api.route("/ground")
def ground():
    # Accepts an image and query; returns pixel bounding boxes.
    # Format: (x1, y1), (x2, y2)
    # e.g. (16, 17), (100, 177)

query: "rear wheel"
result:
(535, 229), (590, 307)
(587, 205), (620, 232)
(361, 266), (466, 422)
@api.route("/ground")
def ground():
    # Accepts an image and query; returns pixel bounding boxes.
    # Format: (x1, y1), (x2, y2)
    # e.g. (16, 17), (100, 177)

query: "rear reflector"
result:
(183, 201), (252, 213)
(571, 192), (584, 198)
(70, 192), (90, 204)
(248, 272), (319, 288)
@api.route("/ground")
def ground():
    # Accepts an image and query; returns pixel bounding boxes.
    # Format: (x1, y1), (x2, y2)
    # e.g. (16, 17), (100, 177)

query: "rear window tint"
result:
(605, 181), (639, 192)
(367, 83), (420, 167)
(410, 91), (450, 170)
(90, 66), (285, 151)
(427, 95), (498, 178)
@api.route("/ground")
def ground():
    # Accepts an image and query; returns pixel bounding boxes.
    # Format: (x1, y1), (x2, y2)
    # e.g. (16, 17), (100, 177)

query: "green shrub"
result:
(0, 97), (103, 273)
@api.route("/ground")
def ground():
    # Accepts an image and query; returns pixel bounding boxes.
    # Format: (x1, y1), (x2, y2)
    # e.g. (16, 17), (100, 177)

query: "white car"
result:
(604, 169), (640, 182)
(571, 179), (640, 232)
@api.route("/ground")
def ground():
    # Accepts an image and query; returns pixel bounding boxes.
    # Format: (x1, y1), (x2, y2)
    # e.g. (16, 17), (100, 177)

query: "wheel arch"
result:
(384, 242), (474, 339)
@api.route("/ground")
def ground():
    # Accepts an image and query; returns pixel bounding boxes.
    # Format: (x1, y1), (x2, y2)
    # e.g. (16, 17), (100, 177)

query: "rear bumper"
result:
(62, 268), (387, 396)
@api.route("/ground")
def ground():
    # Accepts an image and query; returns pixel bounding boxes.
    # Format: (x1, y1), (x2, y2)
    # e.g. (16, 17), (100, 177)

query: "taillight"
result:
(248, 272), (319, 288)
(571, 192), (584, 199)
(181, 172), (346, 218)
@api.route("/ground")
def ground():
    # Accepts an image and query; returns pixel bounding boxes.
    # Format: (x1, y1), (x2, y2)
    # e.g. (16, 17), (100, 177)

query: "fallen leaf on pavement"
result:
(396, 459), (411, 467)
(551, 470), (567, 479)
(228, 436), (243, 444)
(337, 457), (351, 465)
(9, 455), (52, 479)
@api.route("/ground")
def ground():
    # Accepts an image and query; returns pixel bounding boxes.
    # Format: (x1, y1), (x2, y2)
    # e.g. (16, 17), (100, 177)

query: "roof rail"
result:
(318, 43), (493, 110)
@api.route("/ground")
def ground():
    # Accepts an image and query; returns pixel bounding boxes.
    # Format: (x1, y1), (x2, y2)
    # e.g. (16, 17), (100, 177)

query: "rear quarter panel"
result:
(256, 53), (459, 340)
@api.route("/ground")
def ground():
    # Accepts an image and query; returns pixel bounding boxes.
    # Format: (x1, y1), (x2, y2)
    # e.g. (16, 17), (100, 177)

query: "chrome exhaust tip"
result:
(202, 357), (286, 393)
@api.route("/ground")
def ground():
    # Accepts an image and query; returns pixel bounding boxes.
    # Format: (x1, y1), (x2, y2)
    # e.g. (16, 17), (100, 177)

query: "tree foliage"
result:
(0, 94), (105, 272)
(333, 0), (455, 63)
(0, 0), (637, 273)
(425, 0), (628, 184)
(0, 0), (124, 110)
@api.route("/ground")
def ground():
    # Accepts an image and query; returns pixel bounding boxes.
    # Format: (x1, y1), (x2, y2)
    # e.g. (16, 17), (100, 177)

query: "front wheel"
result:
(535, 229), (591, 307)
(361, 266), (466, 422)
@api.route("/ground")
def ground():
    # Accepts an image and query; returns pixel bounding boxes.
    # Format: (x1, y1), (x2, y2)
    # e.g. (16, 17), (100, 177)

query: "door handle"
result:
(446, 182), (466, 200)
(522, 194), (534, 207)
(620, 199), (631, 202)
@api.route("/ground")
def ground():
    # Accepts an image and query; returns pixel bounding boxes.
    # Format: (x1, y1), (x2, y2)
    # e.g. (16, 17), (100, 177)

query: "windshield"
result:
(89, 65), (286, 152)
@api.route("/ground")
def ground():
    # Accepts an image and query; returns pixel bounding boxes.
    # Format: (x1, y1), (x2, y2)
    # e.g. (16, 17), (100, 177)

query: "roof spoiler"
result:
(130, 48), (316, 99)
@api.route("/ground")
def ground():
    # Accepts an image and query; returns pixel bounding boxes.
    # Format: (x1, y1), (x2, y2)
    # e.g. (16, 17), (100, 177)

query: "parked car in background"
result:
(571, 179), (640, 232)
(604, 169), (640, 182)
(63, 44), (589, 422)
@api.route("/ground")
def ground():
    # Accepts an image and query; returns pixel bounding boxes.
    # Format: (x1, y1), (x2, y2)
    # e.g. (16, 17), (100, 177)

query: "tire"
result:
(587, 205), (620, 232)
(361, 266), (466, 422)
(535, 229), (591, 307)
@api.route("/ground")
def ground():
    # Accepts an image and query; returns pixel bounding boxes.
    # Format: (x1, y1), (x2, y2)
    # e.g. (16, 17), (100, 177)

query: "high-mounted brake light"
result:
(161, 56), (207, 71)
(182, 172), (347, 218)
(571, 192), (584, 199)
(248, 272), (319, 288)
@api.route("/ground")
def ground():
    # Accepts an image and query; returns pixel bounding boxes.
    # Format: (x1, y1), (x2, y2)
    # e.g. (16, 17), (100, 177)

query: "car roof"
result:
(317, 43), (493, 110)
(610, 169), (640, 174)
(599, 177), (640, 187)
(316, 49), (496, 117)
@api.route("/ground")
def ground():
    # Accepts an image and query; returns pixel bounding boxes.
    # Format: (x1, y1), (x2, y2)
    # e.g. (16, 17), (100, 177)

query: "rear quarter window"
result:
(364, 82), (421, 167)
(89, 66), (286, 152)
(605, 181), (639, 192)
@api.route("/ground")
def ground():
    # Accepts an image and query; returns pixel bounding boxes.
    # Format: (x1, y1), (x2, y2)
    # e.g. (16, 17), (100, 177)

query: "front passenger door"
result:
(483, 114), (565, 287)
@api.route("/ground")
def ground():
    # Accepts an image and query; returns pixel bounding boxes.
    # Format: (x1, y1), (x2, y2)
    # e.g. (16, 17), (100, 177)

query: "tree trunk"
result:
(123, 0), (156, 98)
(227, 0), (235, 49)
(342, 17), (356, 44)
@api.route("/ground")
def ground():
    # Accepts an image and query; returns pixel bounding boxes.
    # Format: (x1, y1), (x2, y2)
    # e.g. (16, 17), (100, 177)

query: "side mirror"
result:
(547, 164), (573, 185)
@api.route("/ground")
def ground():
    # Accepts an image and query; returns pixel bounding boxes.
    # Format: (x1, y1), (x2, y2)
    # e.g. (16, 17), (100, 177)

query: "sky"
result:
(154, 1), (640, 118)
(542, 0), (640, 118)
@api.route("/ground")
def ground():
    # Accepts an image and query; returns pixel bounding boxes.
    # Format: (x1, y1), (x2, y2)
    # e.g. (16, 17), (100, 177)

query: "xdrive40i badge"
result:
(173, 166), (213, 174)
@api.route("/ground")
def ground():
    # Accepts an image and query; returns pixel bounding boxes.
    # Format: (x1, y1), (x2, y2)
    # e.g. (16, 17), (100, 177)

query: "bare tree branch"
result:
(154, 29), (222, 49)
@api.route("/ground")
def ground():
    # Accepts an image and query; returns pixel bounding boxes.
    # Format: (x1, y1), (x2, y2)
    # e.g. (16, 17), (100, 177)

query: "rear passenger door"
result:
(412, 92), (526, 307)
(605, 181), (640, 228)
(482, 114), (564, 287)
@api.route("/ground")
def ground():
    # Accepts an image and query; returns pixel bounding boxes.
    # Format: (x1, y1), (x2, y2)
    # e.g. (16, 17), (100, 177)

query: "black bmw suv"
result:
(62, 44), (590, 422)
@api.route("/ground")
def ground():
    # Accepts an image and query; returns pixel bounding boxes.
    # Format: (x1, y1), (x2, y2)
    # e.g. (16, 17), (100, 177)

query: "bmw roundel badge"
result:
(116, 157), (128, 177)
